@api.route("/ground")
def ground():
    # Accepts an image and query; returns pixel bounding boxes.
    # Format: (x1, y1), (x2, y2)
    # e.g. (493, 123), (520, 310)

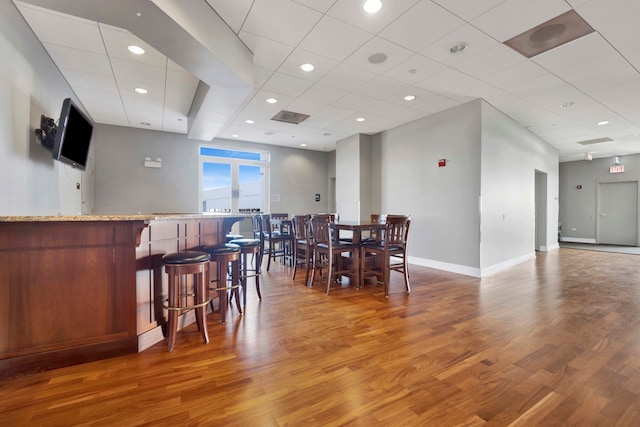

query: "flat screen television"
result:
(52, 98), (94, 171)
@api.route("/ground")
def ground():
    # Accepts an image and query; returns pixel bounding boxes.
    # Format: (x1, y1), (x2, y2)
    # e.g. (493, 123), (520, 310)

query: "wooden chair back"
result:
(383, 215), (411, 248)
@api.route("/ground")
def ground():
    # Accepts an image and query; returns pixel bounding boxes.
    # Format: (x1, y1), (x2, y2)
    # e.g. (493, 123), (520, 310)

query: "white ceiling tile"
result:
(165, 69), (199, 92)
(292, 0), (336, 13)
(315, 105), (356, 121)
(433, 0), (507, 21)
(276, 48), (339, 81)
(318, 63), (377, 92)
(333, 93), (380, 111)
(60, 69), (118, 93)
(15, 2), (105, 54)
(532, 33), (611, 72)
(204, 0), (253, 33)
(261, 72), (314, 97)
(420, 24), (499, 66)
(482, 60), (548, 89)
(285, 98), (327, 116)
(471, 0), (572, 41)
(414, 67), (504, 101)
(110, 58), (167, 87)
(383, 53), (447, 84)
(298, 83), (348, 105)
(343, 36), (414, 74)
(385, 87), (462, 114)
(239, 32), (293, 71)
(363, 100), (427, 123)
(453, 43), (525, 79)
(43, 43), (112, 76)
(351, 75), (407, 100)
(99, 25), (168, 68)
(379, 1), (466, 52)
(242, 0), (322, 46)
(326, 0), (420, 35)
(298, 15), (372, 62)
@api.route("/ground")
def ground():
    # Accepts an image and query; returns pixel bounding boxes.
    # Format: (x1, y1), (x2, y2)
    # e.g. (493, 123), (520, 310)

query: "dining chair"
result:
(309, 214), (359, 294)
(361, 214), (411, 297)
(291, 214), (313, 285)
(262, 214), (294, 271)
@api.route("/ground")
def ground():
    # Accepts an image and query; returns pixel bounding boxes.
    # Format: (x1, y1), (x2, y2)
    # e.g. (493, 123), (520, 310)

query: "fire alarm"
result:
(438, 159), (446, 167)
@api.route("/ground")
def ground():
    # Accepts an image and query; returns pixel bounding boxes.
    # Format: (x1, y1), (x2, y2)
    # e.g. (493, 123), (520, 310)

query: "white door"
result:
(598, 181), (638, 246)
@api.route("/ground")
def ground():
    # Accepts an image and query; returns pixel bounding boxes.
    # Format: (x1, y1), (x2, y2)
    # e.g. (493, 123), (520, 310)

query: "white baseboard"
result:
(560, 237), (597, 244)
(480, 252), (536, 277)
(409, 251), (536, 278)
(539, 242), (560, 252)
(408, 256), (481, 278)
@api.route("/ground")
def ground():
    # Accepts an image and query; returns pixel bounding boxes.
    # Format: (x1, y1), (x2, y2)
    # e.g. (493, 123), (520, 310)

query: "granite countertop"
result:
(0, 213), (248, 222)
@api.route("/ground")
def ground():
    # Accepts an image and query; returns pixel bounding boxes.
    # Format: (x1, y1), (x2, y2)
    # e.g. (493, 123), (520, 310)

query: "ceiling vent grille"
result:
(504, 10), (594, 58)
(577, 137), (613, 145)
(271, 110), (310, 125)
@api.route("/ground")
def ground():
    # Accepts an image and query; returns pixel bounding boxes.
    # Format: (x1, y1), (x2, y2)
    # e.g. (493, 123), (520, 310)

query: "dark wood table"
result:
(330, 220), (386, 245)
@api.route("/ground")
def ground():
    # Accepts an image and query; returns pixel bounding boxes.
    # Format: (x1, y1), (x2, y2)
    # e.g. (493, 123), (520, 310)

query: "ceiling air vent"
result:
(271, 110), (310, 125)
(577, 137), (613, 145)
(504, 10), (594, 58)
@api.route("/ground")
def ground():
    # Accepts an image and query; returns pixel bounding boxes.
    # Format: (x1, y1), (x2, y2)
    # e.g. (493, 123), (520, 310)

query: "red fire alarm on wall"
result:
(438, 159), (446, 167)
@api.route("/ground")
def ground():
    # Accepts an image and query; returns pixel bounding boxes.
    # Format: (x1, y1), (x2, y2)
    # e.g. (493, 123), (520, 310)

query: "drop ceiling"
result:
(12, 0), (640, 162)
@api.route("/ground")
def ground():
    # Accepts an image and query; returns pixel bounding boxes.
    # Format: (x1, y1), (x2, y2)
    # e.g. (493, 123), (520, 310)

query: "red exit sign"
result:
(610, 165), (624, 174)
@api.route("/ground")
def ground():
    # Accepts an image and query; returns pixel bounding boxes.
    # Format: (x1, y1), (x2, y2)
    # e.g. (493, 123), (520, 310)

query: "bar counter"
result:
(0, 213), (246, 379)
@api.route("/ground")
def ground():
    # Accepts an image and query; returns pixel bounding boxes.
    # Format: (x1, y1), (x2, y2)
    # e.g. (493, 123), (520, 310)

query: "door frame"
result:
(535, 170), (548, 251)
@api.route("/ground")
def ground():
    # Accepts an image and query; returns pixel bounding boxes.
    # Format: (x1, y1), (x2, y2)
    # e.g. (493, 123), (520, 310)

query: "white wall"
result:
(0, 2), (92, 216)
(480, 101), (559, 274)
(369, 99), (559, 277)
(335, 134), (361, 221)
(374, 100), (482, 273)
(93, 124), (330, 215)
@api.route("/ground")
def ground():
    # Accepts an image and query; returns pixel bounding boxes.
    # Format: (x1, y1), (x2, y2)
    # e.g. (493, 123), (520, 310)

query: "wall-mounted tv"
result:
(52, 98), (94, 171)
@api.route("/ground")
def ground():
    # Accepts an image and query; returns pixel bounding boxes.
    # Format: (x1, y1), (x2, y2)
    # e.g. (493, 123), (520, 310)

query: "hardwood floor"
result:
(2, 248), (640, 426)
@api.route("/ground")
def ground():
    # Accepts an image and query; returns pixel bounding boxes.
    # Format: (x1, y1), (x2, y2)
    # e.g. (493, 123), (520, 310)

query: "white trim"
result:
(409, 252), (537, 278)
(539, 243), (560, 252)
(480, 252), (536, 277)
(408, 256), (481, 278)
(560, 237), (597, 244)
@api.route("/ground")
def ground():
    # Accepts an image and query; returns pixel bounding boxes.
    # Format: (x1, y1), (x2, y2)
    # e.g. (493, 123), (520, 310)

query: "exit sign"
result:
(610, 165), (625, 173)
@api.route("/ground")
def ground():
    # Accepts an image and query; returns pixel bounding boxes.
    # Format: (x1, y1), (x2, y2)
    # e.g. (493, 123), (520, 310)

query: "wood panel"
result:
(0, 220), (145, 378)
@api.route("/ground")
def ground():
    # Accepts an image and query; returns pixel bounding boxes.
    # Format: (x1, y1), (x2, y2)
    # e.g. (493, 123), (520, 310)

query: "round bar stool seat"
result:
(201, 243), (241, 324)
(228, 238), (262, 305)
(161, 250), (211, 352)
(226, 233), (244, 242)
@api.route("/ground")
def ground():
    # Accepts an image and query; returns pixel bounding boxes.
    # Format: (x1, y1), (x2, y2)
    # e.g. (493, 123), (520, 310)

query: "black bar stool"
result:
(201, 243), (241, 324)
(228, 237), (262, 305)
(161, 251), (211, 352)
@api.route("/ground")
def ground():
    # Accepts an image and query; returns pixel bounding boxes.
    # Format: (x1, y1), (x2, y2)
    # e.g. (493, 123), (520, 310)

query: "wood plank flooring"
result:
(2, 248), (640, 426)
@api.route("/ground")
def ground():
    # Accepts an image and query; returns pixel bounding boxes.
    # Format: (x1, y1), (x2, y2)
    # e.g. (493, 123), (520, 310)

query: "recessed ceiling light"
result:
(136, 12), (142, 17)
(404, 95), (416, 101)
(449, 42), (468, 54)
(561, 101), (574, 107)
(231, 134), (239, 138)
(300, 63), (315, 72)
(408, 69), (417, 74)
(134, 87), (148, 94)
(597, 121), (609, 126)
(245, 119), (255, 124)
(266, 98), (278, 104)
(363, 0), (382, 14)
(128, 45), (145, 55)
(140, 122), (150, 126)
(356, 117), (366, 122)
(323, 132), (332, 136)
(300, 143), (307, 147)
(368, 53), (387, 64)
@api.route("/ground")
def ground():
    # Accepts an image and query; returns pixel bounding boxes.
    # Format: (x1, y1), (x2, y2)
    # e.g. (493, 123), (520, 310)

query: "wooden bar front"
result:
(0, 214), (245, 379)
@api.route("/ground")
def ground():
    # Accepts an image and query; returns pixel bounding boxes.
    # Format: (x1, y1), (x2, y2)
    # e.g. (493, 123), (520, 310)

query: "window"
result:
(199, 147), (268, 213)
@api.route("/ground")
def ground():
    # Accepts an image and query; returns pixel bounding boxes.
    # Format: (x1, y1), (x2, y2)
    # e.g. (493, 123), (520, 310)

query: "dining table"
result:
(330, 220), (387, 288)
